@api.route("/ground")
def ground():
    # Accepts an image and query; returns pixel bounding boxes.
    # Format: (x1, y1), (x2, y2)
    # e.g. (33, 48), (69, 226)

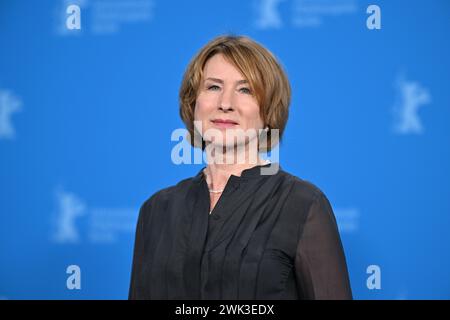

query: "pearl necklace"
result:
(208, 188), (224, 193)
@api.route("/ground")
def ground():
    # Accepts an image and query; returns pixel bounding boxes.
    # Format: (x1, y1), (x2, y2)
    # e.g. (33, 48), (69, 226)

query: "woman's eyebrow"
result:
(205, 77), (249, 85)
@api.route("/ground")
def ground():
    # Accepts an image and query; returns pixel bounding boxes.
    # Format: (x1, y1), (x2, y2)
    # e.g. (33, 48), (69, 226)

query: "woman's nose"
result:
(218, 88), (234, 112)
(219, 104), (234, 112)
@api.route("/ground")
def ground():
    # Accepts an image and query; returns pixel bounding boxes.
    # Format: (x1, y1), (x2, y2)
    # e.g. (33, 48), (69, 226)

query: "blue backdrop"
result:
(1, 0), (449, 299)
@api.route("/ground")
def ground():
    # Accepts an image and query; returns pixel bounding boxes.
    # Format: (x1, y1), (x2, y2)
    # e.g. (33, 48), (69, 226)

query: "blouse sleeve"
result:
(294, 193), (353, 299)
(128, 201), (148, 300)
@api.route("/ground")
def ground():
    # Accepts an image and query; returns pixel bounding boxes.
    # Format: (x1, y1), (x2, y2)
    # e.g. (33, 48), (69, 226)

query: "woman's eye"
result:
(239, 87), (252, 94)
(207, 85), (221, 91)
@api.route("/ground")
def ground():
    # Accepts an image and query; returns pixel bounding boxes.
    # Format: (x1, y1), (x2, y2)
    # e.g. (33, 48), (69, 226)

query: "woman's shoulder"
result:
(278, 169), (330, 208)
(139, 175), (198, 213)
(275, 170), (337, 237)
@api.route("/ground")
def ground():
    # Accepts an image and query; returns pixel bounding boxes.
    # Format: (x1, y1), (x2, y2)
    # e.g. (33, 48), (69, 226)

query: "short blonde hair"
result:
(179, 35), (291, 152)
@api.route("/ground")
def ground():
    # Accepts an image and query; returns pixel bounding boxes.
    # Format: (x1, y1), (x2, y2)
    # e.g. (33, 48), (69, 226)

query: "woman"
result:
(129, 35), (352, 300)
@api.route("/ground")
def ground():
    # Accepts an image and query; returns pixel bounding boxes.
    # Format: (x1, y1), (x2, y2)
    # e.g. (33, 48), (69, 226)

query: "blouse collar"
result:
(193, 162), (280, 184)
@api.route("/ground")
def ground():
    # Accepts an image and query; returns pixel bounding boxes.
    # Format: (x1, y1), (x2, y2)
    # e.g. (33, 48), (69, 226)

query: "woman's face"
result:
(194, 53), (264, 148)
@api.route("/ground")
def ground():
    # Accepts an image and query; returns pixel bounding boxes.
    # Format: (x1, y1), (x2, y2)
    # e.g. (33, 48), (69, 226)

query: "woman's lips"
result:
(211, 119), (238, 129)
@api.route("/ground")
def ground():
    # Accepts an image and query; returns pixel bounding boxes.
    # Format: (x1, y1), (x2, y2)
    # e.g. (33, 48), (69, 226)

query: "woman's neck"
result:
(203, 148), (268, 192)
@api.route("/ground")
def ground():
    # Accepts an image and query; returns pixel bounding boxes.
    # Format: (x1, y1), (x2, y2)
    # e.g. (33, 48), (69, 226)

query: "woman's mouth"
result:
(211, 119), (239, 129)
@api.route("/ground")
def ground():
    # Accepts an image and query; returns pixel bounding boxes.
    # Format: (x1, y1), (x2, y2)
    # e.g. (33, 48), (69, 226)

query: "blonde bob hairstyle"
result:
(179, 35), (291, 152)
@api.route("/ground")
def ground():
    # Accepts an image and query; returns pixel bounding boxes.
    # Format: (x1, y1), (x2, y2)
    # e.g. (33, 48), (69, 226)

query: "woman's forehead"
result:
(203, 54), (248, 82)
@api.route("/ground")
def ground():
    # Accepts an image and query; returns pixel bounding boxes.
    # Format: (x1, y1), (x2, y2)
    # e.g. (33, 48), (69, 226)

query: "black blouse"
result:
(129, 163), (352, 300)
